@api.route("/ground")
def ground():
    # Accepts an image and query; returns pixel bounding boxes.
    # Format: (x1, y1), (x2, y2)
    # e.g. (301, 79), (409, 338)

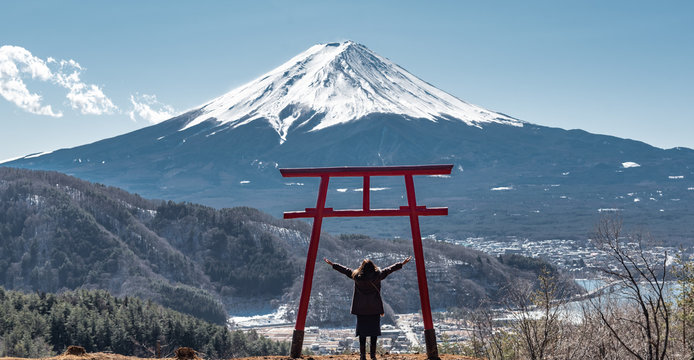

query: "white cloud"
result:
(0, 45), (61, 116)
(0, 45), (117, 116)
(54, 65), (117, 115)
(128, 93), (175, 124)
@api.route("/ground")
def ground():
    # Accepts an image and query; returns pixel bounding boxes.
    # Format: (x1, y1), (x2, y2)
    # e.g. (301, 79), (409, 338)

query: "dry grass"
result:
(1, 353), (159, 360)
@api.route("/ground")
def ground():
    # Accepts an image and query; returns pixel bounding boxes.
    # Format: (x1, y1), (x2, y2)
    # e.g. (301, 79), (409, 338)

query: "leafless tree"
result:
(590, 215), (671, 360)
(504, 269), (567, 360)
(469, 303), (514, 360)
(672, 252), (694, 358)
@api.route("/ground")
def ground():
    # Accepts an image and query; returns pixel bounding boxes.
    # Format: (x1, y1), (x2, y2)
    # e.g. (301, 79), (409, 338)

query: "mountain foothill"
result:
(0, 167), (576, 328)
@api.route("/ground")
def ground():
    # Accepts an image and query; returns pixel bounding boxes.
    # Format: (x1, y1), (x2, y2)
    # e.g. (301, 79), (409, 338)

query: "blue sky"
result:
(1, 1), (692, 161)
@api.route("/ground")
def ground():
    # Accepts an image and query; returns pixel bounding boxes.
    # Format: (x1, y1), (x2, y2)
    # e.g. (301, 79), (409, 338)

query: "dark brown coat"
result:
(331, 262), (403, 315)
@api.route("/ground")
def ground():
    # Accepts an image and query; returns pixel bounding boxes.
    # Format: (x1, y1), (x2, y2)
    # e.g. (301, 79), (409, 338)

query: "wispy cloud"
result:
(0, 45), (117, 116)
(54, 60), (117, 115)
(0, 45), (61, 116)
(128, 93), (175, 124)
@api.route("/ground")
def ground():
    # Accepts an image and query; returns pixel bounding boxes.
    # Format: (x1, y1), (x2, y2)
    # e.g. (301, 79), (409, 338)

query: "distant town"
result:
(231, 310), (470, 355)
(450, 236), (680, 276)
(231, 236), (683, 355)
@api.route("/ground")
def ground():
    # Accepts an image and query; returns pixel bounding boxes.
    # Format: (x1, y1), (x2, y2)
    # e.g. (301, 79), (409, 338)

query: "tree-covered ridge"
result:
(0, 167), (302, 324)
(0, 287), (288, 358)
(150, 202), (300, 296)
(0, 167), (578, 328)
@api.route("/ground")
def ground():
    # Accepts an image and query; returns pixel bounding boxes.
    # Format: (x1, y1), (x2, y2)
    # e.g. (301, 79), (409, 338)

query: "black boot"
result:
(359, 336), (366, 360)
(370, 336), (378, 360)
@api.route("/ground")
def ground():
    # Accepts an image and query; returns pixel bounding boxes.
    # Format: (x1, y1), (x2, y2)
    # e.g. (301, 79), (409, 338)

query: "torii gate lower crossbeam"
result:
(280, 165), (453, 360)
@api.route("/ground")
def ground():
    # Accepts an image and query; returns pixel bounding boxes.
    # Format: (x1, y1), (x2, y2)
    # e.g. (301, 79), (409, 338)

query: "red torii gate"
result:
(280, 164), (453, 360)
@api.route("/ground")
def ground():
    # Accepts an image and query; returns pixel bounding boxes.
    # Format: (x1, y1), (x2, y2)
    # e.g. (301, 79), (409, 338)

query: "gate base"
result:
(424, 328), (440, 360)
(290, 329), (304, 358)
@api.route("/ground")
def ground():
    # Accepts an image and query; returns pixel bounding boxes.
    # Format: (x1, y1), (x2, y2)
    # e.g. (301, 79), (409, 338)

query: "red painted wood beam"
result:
(284, 206), (448, 219)
(280, 164), (453, 178)
(363, 176), (370, 211)
(293, 175), (330, 332)
(405, 174), (435, 332)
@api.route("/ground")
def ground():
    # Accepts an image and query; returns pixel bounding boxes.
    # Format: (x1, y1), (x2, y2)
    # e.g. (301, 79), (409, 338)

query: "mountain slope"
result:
(0, 167), (299, 323)
(3, 41), (693, 242)
(0, 168), (574, 326)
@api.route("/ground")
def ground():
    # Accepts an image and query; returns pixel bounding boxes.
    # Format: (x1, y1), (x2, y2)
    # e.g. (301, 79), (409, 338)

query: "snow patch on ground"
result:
(0, 151), (56, 164)
(25, 150), (54, 159)
(354, 187), (390, 192)
(228, 305), (291, 328)
(0, 155), (25, 164)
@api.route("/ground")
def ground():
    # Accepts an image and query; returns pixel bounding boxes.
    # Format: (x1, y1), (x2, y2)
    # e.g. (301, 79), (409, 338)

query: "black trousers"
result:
(359, 335), (378, 357)
(355, 314), (381, 336)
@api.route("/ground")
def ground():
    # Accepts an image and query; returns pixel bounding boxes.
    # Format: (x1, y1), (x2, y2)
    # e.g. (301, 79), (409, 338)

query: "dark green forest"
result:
(0, 287), (288, 358)
(0, 167), (302, 324)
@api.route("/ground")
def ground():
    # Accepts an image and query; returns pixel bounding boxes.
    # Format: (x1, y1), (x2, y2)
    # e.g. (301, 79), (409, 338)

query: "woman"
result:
(324, 256), (412, 360)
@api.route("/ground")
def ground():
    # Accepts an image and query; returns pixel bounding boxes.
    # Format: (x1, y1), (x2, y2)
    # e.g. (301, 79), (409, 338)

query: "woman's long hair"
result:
(352, 259), (380, 279)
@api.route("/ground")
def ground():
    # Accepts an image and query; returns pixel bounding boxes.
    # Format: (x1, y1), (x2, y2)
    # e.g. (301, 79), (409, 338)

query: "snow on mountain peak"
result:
(182, 41), (522, 143)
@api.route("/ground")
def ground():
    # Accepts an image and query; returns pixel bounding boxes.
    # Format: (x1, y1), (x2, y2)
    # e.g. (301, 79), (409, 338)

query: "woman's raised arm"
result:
(325, 258), (353, 278)
(380, 256), (412, 279)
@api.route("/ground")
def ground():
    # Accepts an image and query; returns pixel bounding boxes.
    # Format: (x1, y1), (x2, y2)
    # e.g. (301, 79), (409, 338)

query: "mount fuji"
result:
(181, 41), (522, 142)
(4, 41), (694, 241)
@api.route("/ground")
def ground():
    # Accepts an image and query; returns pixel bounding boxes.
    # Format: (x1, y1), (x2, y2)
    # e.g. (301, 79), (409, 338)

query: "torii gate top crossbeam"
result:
(279, 164), (453, 177)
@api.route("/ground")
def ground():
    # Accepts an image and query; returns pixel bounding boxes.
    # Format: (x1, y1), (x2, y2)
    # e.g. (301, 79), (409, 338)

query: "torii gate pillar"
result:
(280, 165), (452, 360)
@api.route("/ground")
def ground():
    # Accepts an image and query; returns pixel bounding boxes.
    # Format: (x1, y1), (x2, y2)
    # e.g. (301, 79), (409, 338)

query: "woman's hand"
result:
(402, 256), (412, 265)
(324, 258), (334, 266)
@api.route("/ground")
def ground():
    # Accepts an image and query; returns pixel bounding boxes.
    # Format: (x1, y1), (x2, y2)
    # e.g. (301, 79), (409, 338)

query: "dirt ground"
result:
(1, 353), (480, 360)
(236, 355), (480, 360)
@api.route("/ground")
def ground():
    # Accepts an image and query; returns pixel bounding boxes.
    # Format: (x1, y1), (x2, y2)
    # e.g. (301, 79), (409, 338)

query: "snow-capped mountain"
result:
(4, 41), (694, 241)
(183, 41), (521, 143)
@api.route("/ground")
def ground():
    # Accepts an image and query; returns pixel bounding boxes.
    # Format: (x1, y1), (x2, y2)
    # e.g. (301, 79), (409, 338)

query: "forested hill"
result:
(0, 287), (288, 358)
(0, 167), (580, 326)
(0, 167), (301, 324)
